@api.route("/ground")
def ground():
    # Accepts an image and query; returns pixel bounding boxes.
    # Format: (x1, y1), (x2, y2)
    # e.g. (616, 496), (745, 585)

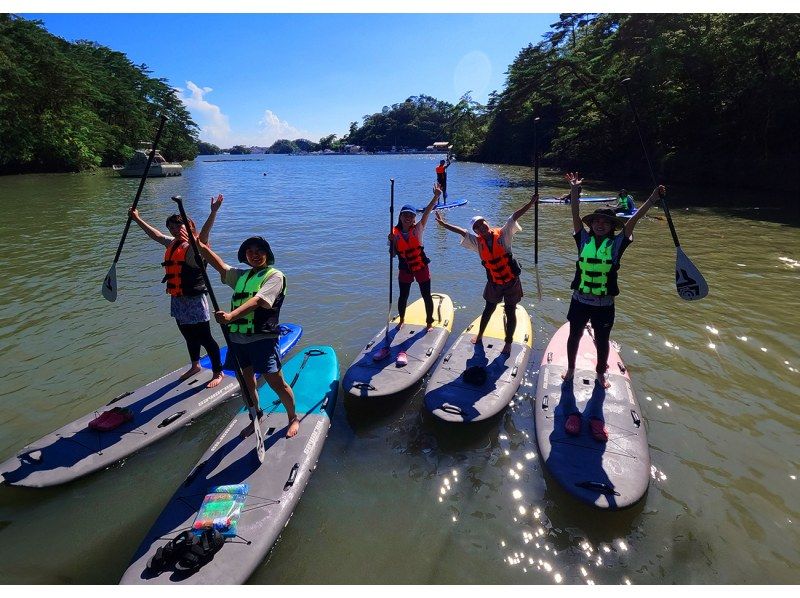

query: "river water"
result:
(0, 155), (797, 584)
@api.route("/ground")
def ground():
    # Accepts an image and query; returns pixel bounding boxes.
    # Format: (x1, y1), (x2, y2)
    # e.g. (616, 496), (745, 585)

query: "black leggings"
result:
(398, 279), (434, 325)
(176, 321), (223, 373)
(566, 299), (615, 373)
(477, 301), (517, 344)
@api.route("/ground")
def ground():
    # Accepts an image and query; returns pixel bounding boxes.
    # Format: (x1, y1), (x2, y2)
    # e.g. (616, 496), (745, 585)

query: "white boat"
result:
(113, 144), (182, 177)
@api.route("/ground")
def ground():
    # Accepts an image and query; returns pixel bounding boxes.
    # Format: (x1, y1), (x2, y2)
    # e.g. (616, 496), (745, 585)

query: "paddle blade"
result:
(675, 246), (709, 301)
(101, 264), (118, 302)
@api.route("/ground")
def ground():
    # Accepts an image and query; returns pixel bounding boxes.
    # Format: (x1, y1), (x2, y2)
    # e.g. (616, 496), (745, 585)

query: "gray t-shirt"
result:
(222, 266), (285, 343)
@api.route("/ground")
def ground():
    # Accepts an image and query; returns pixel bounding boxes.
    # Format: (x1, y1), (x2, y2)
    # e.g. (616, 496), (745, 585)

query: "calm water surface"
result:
(0, 155), (797, 584)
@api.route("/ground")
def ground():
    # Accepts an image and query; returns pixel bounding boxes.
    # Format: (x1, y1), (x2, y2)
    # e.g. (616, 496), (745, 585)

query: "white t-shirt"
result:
(460, 215), (521, 255)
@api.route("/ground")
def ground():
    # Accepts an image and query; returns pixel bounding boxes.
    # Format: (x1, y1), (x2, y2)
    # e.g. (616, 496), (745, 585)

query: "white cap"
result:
(470, 215), (487, 230)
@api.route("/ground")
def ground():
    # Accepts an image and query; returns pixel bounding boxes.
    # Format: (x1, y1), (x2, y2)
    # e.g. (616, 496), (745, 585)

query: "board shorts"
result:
(225, 336), (282, 375)
(483, 276), (523, 305)
(399, 265), (431, 285)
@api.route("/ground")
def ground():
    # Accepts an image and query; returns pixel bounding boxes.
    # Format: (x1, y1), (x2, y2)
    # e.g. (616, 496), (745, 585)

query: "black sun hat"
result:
(581, 208), (626, 230)
(237, 236), (275, 265)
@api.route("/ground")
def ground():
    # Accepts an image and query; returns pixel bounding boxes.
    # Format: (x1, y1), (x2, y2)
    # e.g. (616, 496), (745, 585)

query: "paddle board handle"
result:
(284, 463), (299, 490)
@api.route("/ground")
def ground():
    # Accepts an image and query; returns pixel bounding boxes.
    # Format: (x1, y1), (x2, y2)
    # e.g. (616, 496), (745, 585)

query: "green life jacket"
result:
(228, 267), (286, 335)
(577, 237), (614, 296)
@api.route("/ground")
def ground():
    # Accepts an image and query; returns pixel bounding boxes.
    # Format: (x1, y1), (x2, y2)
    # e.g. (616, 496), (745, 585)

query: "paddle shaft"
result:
(385, 179), (395, 345)
(171, 197), (259, 413)
(533, 119), (539, 264)
(110, 115), (168, 264)
(621, 80), (681, 247)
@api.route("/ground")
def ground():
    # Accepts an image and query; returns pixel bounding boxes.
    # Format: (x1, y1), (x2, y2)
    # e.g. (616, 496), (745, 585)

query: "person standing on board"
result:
(129, 195), (225, 388)
(435, 158), (451, 200)
(434, 192), (539, 356)
(195, 235), (300, 438)
(615, 189), (636, 215)
(389, 184), (442, 340)
(561, 172), (663, 441)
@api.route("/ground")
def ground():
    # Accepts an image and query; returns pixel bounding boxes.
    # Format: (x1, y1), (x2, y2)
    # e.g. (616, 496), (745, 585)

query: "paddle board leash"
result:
(171, 195), (265, 463)
(102, 115), (168, 302)
(533, 116), (543, 301)
(621, 78), (709, 301)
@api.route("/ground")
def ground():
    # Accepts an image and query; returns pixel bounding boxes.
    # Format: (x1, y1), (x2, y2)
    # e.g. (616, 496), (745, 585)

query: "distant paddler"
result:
(435, 156), (452, 201)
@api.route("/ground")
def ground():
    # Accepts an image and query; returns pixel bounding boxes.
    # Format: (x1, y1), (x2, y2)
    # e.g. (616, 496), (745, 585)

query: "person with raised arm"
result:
(560, 172), (664, 441)
(434, 191), (538, 355)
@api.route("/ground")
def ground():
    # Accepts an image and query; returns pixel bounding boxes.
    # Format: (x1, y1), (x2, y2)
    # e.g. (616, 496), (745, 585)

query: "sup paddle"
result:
(533, 117), (543, 301)
(373, 179), (395, 361)
(621, 78), (709, 301)
(171, 195), (265, 463)
(102, 115), (168, 302)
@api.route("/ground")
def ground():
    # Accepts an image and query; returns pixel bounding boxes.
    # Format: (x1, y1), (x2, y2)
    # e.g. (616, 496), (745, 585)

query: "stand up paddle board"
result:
(342, 293), (454, 398)
(120, 344), (339, 585)
(0, 324), (302, 488)
(417, 199), (467, 211)
(534, 323), (650, 509)
(539, 196), (614, 205)
(424, 303), (532, 422)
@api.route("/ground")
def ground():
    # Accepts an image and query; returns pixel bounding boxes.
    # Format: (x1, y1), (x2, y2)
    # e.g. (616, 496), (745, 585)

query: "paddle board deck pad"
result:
(120, 345), (339, 585)
(424, 303), (532, 422)
(342, 293), (454, 398)
(534, 322), (650, 509)
(0, 323), (302, 488)
(417, 199), (467, 211)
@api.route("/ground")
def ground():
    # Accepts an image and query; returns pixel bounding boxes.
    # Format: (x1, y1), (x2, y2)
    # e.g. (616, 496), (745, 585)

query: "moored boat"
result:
(113, 144), (182, 177)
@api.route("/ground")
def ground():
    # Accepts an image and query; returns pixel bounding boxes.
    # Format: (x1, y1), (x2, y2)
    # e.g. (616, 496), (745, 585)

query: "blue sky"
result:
(21, 13), (558, 147)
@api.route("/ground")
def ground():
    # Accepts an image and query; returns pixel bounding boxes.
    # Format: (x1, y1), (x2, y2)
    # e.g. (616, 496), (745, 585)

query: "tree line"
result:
(0, 14), (198, 174)
(2, 14), (798, 192)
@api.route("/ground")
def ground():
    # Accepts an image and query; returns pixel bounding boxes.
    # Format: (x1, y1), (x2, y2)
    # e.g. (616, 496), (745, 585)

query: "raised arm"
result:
(129, 208), (168, 243)
(565, 172), (584, 232)
(195, 239), (230, 275)
(511, 192), (539, 222)
(198, 194), (223, 244)
(624, 185), (665, 237)
(434, 210), (467, 237)
(418, 185), (442, 228)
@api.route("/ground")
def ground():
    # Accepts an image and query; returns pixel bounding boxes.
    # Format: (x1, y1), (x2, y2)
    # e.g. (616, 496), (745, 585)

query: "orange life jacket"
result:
(477, 229), (519, 285)
(392, 226), (430, 273)
(435, 165), (446, 175)
(161, 241), (206, 297)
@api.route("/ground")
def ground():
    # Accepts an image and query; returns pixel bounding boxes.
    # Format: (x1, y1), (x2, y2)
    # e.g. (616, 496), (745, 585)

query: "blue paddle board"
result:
(0, 323), (302, 488)
(121, 345), (340, 584)
(417, 199), (467, 211)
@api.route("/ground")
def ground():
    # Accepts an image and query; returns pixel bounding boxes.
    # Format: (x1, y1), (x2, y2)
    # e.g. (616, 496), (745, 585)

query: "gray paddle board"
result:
(120, 345), (339, 584)
(534, 322), (650, 509)
(424, 303), (532, 422)
(0, 324), (302, 488)
(342, 293), (454, 398)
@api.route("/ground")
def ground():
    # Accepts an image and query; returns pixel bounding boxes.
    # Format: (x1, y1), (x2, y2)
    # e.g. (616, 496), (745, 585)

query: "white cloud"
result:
(177, 82), (316, 147)
(257, 110), (315, 146)
(177, 81), (232, 146)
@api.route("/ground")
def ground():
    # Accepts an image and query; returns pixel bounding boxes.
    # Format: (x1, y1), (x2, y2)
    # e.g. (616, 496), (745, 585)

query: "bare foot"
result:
(426, 322), (434, 331)
(561, 368), (575, 381)
(500, 343), (512, 356)
(286, 416), (300, 438)
(178, 365), (202, 382)
(471, 336), (482, 345)
(596, 374), (611, 389)
(206, 372), (224, 388)
(395, 319), (404, 329)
